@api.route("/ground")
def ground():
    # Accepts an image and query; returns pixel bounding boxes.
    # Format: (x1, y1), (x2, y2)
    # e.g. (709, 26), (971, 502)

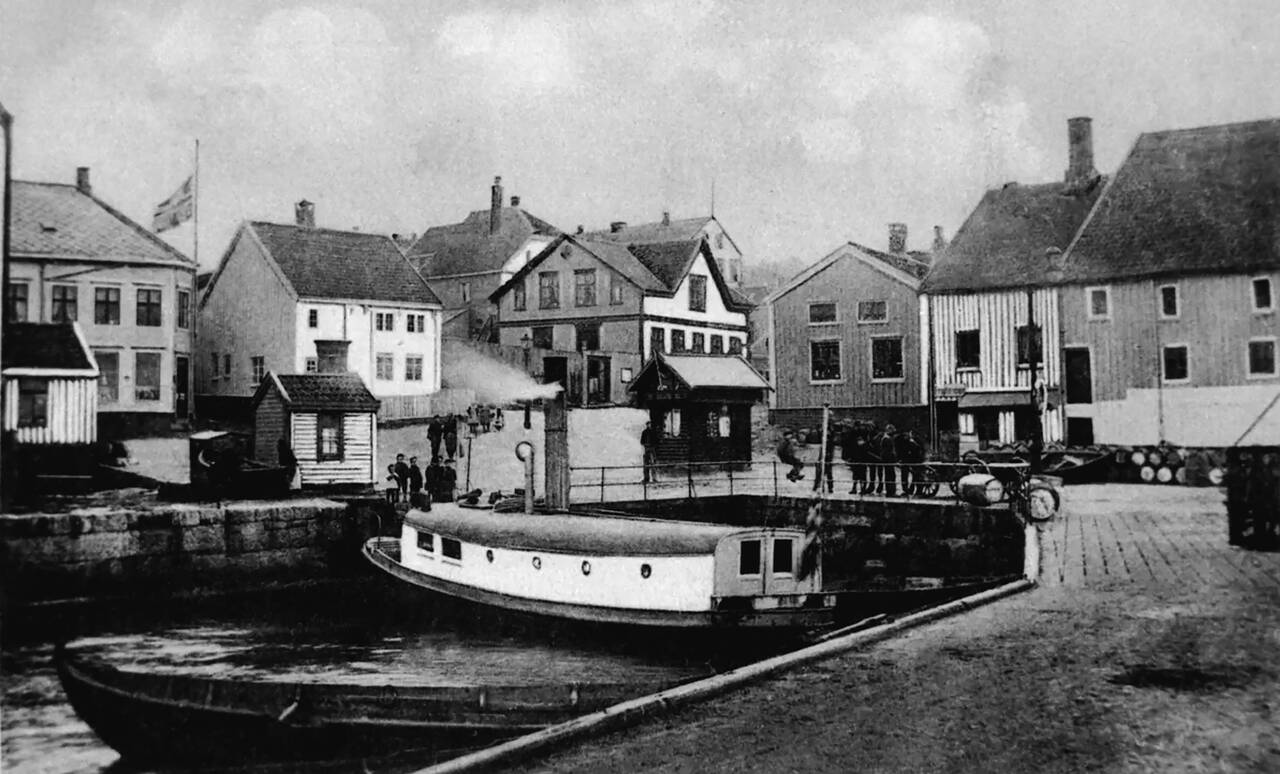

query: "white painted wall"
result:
(295, 301), (442, 397)
(1087, 384), (1280, 446)
(641, 321), (747, 361)
(3, 376), (98, 444)
(499, 235), (557, 279)
(642, 254), (746, 327)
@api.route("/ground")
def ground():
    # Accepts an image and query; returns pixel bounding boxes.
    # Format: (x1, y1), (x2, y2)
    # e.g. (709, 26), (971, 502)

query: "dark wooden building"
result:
(628, 353), (770, 468)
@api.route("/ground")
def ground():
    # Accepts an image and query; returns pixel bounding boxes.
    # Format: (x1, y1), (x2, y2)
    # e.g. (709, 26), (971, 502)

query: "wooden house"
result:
(628, 353), (770, 469)
(1056, 118), (1280, 448)
(766, 231), (931, 431)
(584, 212), (747, 288)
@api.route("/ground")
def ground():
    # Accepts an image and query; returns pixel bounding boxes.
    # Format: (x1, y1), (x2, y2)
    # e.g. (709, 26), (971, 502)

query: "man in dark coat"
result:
(776, 430), (805, 482)
(444, 417), (459, 461)
(436, 459), (458, 502)
(841, 421), (871, 494)
(394, 453), (410, 497)
(407, 456), (424, 506)
(875, 424), (899, 496)
(640, 421), (658, 483)
(895, 428), (926, 495)
(427, 416), (444, 461)
(425, 457), (444, 502)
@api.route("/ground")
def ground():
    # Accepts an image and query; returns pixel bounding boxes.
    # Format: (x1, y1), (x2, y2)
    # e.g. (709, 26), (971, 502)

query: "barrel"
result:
(957, 473), (1005, 506)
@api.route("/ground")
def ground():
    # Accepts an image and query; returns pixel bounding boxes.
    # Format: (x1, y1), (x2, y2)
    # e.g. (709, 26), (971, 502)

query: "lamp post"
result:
(521, 333), (533, 430)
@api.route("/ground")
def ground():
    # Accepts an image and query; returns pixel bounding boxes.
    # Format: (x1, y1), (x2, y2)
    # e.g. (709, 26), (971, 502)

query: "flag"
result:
(152, 175), (194, 233)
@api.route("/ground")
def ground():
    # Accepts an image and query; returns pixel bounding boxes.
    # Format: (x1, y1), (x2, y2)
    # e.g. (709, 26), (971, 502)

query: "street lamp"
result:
(521, 333), (533, 430)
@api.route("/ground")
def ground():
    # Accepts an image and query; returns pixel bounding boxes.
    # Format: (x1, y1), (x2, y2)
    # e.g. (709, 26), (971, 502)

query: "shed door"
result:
(1064, 347), (1092, 404)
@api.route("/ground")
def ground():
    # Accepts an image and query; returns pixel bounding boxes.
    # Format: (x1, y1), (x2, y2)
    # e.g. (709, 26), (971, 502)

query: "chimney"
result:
(888, 223), (908, 254)
(510, 195), (521, 208)
(314, 340), (350, 374)
(609, 221), (627, 233)
(490, 176), (503, 235)
(295, 200), (315, 228)
(1064, 116), (1099, 192)
(76, 167), (91, 194)
(661, 211), (671, 226)
(932, 225), (946, 252)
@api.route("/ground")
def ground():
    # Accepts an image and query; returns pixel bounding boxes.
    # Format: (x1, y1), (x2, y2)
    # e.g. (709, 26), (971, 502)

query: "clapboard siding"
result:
(3, 377), (98, 444)
(929, 288), (1060, 391)
(292, 411), (375, 485)
(252, 392), (287, 463)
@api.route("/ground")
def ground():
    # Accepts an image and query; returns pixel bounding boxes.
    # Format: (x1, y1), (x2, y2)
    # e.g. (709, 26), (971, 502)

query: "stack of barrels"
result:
(1113, 446), (1227, 486)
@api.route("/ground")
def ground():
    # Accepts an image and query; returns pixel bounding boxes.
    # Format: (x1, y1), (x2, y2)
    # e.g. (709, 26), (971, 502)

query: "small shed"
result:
(629, 353), (770, 469)
(251, 371), (380, 487)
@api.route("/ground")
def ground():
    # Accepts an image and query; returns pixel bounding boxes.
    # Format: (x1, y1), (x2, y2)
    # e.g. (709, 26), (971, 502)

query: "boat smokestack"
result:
(544, 392), (570, 511)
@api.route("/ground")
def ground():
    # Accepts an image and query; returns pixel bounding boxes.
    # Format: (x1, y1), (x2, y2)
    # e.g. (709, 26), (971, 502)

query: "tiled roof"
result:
(628, 240), (702, 289)
(584, 216), (712, 244)
(11, 181), (192, 265)
(249, 222), (440, 306)
(632, 353), (770, 391)
(921, 180), (1104, 294)
(267, 373), (380, 411)
(571, 238), (668, 292)
(407, 207), (560, 278)
(1062, 118), (1280, 283)
(2, 323), (96, 372)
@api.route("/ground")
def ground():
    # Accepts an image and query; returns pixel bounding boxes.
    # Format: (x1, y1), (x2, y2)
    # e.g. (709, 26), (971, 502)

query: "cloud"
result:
(436, 8), (576, 92)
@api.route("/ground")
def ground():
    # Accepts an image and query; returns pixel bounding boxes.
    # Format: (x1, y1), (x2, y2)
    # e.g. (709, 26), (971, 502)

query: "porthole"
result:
(486, 549), (494, 563)
(532, 556), (542, 570)
(581, 560), (592, 576)
(640, 563), (651, 579)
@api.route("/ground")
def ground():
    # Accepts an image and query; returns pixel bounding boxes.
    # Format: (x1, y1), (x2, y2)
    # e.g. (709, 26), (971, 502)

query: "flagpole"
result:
(193, 138), (200, 267)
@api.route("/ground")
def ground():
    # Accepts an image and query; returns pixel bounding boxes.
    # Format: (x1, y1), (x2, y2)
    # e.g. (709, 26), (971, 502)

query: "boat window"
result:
(739, 540), (761, 575)
(416, 531), (434, 553)
(772, 539), (794, 575)
(441, 538), (462, 561)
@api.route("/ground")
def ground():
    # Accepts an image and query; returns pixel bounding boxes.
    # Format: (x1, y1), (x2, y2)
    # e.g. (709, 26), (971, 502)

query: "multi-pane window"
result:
(1163, 345), (1189, 382)
(51, 285), (78, 322)
(95, 351), (119, 403)
(728, 338), (743, 355)
(1087, 287), (1110, 319)
(513, 280), (527, 310)
(210, 352), (220, 381)
(1159, 284), (1179, 318)
(531, 326), (554, 349)
(871, 337), (904, 381)
(5, 282), (29, 322)
(317, 412), (344, 461)
(538, 272), (560, 309)
(95, 287), (120, 325)
(710, 335), (724, 354)
(1254, 277), (1274, 311)
(308, 309), (319, 328)
(691, 332), (706, 353)
(375, 312), (395, 331)
(810, 340), (841, 382)
(688, 275), (707, 312)
(135, 352), (162, 401)
(376, 353), (394, 380)
(177, 290), (191, 329)
(955, 330), (981, 370)
(18, 379), (48, 428)
(305, 357), (318, 373)
(1248, 339), (1277, 377)
(223, 354), (231, 377)
(609, 274), (624, 305)
(576, 323), (599, 352)
(405, 354), (424, 381)
(671, 330), (686, 353)
(1016, 325), (1043, 367)
(574, 269), (597, 307)
(857, 300), (886, 323)
(650, 327), (665, 355)
(251, 356), (266, 385)
(136, 288), (162, 326)
(406, 314), (425, 333)
(809, 303), (837, 324)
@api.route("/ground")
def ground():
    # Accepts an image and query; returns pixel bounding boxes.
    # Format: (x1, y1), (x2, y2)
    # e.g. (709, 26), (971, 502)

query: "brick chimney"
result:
(490, 176), (503, 235)
(295, 200), (315, 228)
(888, 223), (908, 254)
(314, 340), (350, 373)
(510, 194), (521, 207)
(932, 225), (946, 252)
(1064, 116), (1099, 192)
(76, 167), (91, 194)
(610, 221), (627, 233)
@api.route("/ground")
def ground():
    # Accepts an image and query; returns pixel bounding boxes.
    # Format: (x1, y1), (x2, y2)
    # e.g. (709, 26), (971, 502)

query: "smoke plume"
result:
(442, 339), (562, 404)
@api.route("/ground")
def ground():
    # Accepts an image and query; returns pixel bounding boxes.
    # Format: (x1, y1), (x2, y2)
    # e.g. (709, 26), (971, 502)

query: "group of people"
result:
(384, 453), (458, 506)
(776, 420), (926, 496)
(424, 406), (506, 463)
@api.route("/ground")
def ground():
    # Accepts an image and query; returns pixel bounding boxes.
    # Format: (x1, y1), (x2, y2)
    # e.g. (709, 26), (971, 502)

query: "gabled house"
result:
(585, 212), (746, 286)
(407, 177), (559, 337)
(488, 234), (753, 405)
(7, 168), (197, 437)
(1056, 118), (1280, 448)
(766, 228), (931, 430)
(198, 201), (443, 421)
(921, 117), (1106, 454)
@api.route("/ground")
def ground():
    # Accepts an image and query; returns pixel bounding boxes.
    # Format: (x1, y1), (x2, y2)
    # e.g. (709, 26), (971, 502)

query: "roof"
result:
(1062, 118), (1280, 283)
(253, 372), (380, 412)
(767, 241), (928, 304)
(921, 180), (1104, 294)
(10, 181), (193, 266)
(246, 222), (440, 306)
(407, 207), (560, 278)
(2, 322), (97, 374)
(404, 504), (790, 556)
(630, 353), (770, 392)
(585, 216), (713, 245)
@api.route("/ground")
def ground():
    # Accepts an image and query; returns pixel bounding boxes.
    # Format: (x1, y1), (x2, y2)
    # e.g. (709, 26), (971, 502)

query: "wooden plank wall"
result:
(3, 377), (98, 444)
(929, 287), (1060, 391)
(293, 411), (376, 485)
(253, 391), (286, 462)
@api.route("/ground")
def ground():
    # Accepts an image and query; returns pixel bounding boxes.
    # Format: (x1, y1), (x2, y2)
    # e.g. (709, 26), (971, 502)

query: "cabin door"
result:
(174, 355), (189, 418)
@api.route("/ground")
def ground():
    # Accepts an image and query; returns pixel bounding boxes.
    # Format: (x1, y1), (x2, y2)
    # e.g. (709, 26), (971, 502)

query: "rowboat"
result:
(364, 504), (837, 630)
(56, 645), (674, 768)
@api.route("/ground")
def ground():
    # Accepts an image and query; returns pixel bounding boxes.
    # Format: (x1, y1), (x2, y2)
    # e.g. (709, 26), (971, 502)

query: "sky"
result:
(3, 0), (1279, 278)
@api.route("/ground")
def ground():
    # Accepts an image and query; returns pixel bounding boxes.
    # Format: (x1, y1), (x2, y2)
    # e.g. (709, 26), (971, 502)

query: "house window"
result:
(51, 285), (78, 323)
(376, 353), (394, 380)
(1163, 344), (1189, 382)
(223, 354), (231, 377)
(317, 412), (344, 461)
(5, 282), (28, 322)
(94, 287), (121, 325)
(808, 303), (837, 324)
(650, 327), (665, 355)
(739, 539), (761, 575)
(210, 352), (220, 381)
(1087, 286), (1110, 319)
(17, 379), (48, 428)
(710, 335), (724, 354)
(177, 290), (191, 329)
(1248, 338), (1277, 377)
(538, 272), (560, 309)
(871, 337), (904, 381)
(408, 314), (426, 333)
(460, 282), (471, 303)
(136, 288), (162, 326)
(609, 274), (624, 305)
(671, 330), (686, 353)
(406, 354), (424, 381)
(955, 329), (980, 370)
(135, 351), (162, 401)
(375, 312), (395, 331)
(1159, 284), (1179, 318)
(575, 323), (599, 352)
(663, 408), (682, 437)
(95, 351), (119, 403)
(772, 539), (794, 575)
(1016, 325), (1043, 367)
(574, 269), (597, 307)
(728, 338), (743, 355)
(857, 300), (886, 323)
(251, 356), (266, 385)
(305, 357), (318, 373)
(530, 326), (554, 349)
(810, 340), (841, 382)
(513, 280), (527, 311)
(620, 367), (633, 382)
(1254, 277), (1274, 312)
(691, 332), (705, 354)
(688, 275), (707, 313)
(308, 309), (318, 328)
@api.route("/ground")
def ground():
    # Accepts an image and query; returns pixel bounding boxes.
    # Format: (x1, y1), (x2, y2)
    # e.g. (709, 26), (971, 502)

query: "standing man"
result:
(876, 424), (899, 496)
(812, 419), (837, 494)
(394, 453), (410, 499)
(841, 421), (867, 494)
(444, 417), (459, 462)
(640, 421), (658, 483)
(427, 416), (444, 461)
(776, 430), (805, 482)
(408, 456), (424, 506)
(438, 459), (459, 502)
(895, 428), (926, 496)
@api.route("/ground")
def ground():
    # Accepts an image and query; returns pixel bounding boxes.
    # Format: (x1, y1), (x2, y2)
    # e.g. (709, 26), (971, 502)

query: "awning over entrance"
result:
(957, 390), (1034, 410)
